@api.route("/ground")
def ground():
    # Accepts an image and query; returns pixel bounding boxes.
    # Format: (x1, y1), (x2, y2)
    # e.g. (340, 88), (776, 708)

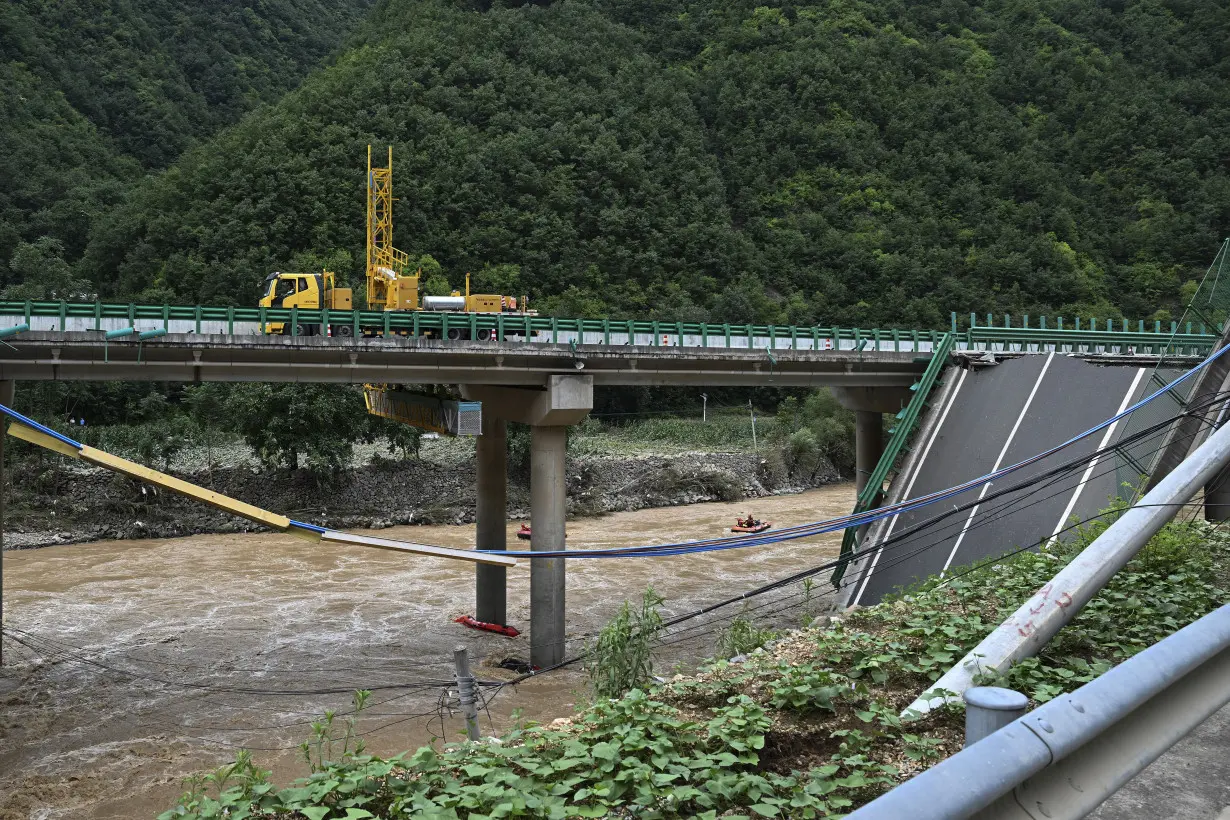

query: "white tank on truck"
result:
(422, 295), (467, 312)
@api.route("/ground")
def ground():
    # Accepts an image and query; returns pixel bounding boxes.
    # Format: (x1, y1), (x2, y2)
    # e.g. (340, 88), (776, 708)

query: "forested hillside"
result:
(0, 0), (373, 291)
(72, 0), (1230, 327)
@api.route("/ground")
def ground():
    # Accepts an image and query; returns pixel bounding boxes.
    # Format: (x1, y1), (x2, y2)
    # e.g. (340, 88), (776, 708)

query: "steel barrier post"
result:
(964, 687), (1028, 747)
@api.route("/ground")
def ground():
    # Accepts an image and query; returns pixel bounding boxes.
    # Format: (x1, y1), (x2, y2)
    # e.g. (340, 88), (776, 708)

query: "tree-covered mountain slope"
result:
(72, 0), (1230, 324)
(0, 0), (373, 288)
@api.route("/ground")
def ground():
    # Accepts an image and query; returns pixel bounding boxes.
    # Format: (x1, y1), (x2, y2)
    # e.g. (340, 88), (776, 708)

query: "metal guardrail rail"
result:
(846, 602), (1230, 820)
(0, 300), (1217, 355)
(830, 332), (956, 587)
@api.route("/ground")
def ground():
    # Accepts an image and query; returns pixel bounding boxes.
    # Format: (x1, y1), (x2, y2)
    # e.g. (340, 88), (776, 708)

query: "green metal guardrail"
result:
(968, 326), (1216, 356)
(952, 310), (1218, 335)
(0, 300), (1218, 353)
(830, 332), (957, 588)
(0, 300), (954, 350)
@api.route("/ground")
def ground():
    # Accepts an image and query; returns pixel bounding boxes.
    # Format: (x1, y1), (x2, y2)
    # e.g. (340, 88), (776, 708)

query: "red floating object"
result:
(455, 615), (521, 638)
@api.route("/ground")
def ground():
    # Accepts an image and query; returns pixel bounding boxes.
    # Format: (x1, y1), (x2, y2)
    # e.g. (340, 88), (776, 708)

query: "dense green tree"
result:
(1, 238), (94, 301)
(0, 0), (372, 291)
(72, 0), (1230, 327)
(214, 383), (372, 475)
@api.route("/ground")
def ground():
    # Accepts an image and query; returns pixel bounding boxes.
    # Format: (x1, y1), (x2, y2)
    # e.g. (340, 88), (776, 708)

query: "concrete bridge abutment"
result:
(462, 375), (593, 668)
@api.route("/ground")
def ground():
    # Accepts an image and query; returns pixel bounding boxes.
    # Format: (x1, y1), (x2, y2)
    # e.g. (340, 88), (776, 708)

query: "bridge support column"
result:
(854, 410), (884, 497)
(832, 387), (904, 497)
(1205, 463), (1230, 522)
(475, 414), (507, 625)
(530, 424), (567, 667)
(460, 375), (592, 669)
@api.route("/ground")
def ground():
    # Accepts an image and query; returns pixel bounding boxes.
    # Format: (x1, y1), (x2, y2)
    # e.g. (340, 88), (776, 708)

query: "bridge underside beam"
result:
(0, 333), (925, 388)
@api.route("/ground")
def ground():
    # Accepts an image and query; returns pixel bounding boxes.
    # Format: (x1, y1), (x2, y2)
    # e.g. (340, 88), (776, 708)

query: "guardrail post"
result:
(964, 686), (1028, 747)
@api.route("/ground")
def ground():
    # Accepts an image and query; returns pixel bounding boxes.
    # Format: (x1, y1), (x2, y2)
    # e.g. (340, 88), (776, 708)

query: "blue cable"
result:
(0, 405), (83, 449)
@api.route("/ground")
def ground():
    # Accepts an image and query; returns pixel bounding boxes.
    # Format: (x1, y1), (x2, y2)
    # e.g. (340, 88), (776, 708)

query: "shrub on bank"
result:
(159, 517), (1230, 819)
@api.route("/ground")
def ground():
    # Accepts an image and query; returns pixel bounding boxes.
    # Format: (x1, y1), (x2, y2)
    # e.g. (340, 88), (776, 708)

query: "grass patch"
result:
(571, 414), (763, 455)
(160, 517), (1230, 819)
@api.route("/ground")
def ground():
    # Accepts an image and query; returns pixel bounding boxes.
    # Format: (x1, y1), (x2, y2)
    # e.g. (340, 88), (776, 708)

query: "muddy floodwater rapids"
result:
(0, 485), (853, 819)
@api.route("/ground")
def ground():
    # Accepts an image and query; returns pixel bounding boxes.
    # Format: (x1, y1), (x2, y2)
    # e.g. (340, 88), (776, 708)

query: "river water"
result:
(0, 485), (852, 819)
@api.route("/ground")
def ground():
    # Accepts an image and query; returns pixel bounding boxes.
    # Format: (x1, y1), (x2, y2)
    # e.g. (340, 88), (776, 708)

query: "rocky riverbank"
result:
(2, 447), (840, 549)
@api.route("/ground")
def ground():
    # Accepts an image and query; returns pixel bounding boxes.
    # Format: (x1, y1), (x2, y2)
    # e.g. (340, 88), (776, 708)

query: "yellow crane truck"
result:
(260, 146), (533, 339)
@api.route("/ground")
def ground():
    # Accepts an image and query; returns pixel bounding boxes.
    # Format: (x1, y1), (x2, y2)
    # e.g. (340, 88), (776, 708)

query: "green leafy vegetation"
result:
(717, 608), (781, 659)
(161, 514), (1230, 819)
(7, 381), (419, 479)
(588, 586), (666, 699)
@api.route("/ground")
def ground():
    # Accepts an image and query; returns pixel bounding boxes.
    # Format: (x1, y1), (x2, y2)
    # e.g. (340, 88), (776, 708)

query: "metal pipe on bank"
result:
(845, 604), (1230, 820)
(905, 414), (1230, 716)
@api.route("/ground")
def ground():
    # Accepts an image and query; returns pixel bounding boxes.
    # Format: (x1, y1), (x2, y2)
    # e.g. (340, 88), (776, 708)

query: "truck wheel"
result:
(477, 328), (494, 341)
(446, 327), (464, 341)
(333, 324), (354, 338)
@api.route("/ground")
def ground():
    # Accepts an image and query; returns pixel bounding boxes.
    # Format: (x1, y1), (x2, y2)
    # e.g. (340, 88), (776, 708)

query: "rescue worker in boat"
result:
(739, 513), (758, 528)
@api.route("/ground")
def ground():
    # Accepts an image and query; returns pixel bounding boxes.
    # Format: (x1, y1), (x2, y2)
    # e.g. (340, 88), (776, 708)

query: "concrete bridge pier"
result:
(462, 375), (593, 668)
(474, 414), (508, 624)
(854, 410), (884, 496)
(0, 380), (13, 667)
(529, 424), (567, 666)
(832, 386), (911, 500)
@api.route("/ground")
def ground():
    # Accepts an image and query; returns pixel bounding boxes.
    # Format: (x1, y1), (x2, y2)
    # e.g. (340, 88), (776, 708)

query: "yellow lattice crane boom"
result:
(366, 144), (414, 311)
(259, 146), (533, 342)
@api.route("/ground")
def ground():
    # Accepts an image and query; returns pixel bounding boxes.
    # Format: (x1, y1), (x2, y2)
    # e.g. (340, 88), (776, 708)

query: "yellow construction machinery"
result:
(259, 269), (353, 336)
(260, 146), (532, 339)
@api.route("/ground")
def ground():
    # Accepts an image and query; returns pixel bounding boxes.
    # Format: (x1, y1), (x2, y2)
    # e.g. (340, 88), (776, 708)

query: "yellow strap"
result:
(80, 445), (292, 531)
(7, 422), (83, 458)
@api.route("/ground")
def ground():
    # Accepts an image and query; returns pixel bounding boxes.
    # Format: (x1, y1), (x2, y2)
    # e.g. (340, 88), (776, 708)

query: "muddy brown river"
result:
(0, 485), (852, 819)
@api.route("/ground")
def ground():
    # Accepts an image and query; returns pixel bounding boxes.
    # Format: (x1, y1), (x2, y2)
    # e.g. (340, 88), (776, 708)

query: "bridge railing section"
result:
(0, 300), (1217, 355)
(830, 333), (956, 587)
